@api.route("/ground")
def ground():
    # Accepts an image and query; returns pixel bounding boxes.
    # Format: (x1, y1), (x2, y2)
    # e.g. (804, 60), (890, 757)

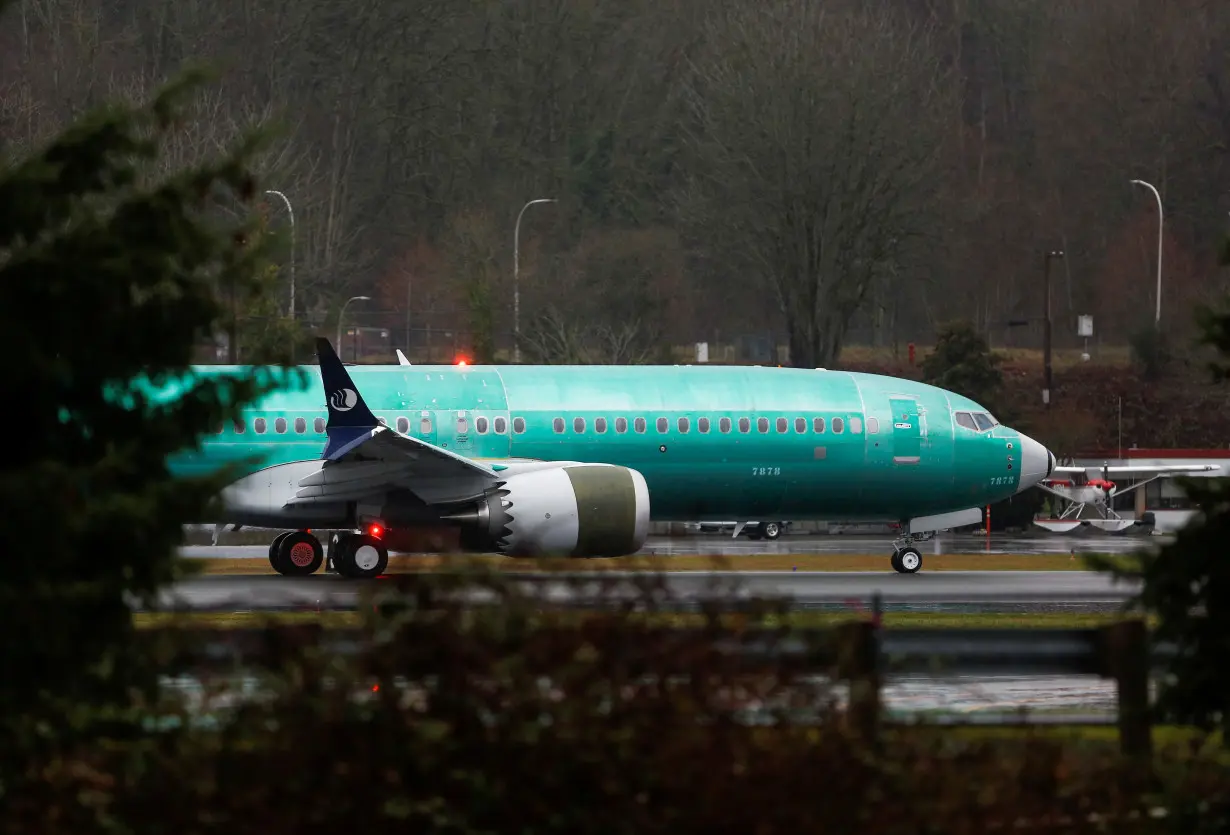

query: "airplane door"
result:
(413, 410), (437, 447)
(889, 397), (921, 465)
(436, 409), (474, 455)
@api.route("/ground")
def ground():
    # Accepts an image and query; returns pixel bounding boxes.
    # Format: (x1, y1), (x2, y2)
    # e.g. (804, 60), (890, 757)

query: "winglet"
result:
(395, 348), (411, 366)
(315, 337), (381, 459)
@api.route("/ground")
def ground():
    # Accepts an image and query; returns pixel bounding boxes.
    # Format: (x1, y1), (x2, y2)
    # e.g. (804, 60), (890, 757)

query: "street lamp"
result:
(513, 198), (556, 363)
(1043, 250), (1064, 408)
(337, 295), (370, 363)
(1129, 179), (1163, 325)
(264, 190), (295, 319)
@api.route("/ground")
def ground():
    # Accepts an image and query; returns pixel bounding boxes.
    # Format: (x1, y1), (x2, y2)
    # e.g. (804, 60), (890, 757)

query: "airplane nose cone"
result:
(1018, 433), (1053, 490)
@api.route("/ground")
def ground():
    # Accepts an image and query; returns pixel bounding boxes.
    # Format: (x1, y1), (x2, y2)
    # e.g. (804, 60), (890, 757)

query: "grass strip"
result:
(134, 609), (1148, 631)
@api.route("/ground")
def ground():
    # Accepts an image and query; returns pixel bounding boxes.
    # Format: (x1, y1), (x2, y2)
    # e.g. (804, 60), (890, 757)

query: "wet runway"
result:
(178, 532), (1167, 561)
(159, 672), (1121, 722)
(148, 570), (1140, 613)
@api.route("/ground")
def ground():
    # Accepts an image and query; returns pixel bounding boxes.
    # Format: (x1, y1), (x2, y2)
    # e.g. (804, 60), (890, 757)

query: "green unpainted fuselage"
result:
(169, 363), (1035, 523)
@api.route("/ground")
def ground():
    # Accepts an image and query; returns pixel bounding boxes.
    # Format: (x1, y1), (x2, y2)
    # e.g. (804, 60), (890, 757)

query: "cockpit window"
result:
(955, 412), (977, 431)
(972, 413), (994, 431)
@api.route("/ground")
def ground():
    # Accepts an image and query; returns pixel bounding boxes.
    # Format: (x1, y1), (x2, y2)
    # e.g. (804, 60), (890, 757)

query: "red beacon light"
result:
(455, 357), (469, 366)
(367, 522), (384, 539)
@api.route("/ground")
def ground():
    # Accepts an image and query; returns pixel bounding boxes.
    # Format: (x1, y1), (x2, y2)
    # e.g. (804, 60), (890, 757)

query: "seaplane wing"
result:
(1052, 463), (1218, 476)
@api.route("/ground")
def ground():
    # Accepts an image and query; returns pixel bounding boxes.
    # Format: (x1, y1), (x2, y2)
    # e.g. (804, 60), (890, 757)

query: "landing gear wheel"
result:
(893, 547), (922, 574)
(758, 521), (782, 540)
(273, 531), (323, 576)
(268, 531), (292, 572)
(333, 533), (388, 579)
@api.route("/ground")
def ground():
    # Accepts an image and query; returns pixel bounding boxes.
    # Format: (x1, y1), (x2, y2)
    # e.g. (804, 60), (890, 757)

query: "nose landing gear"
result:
(889, 532), (928, 574)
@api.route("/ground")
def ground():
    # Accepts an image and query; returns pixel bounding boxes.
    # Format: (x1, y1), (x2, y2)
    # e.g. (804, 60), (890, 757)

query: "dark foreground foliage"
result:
(0, 53), (292, 803)
(5, 567), (1230, 835)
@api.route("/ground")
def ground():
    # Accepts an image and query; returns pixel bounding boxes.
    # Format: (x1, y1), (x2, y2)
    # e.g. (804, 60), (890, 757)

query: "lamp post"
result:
(1129, 179), (1163, 325)
(337, 295), (370, 362)
(513, 198), (556, 363)
(264, 190), (295, 319)
(1043, 250), (1064, 409)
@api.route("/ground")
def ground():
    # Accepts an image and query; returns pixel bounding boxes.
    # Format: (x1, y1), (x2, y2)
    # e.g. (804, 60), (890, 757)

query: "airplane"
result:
(164, 337), (1057, 578)
(1033, 461), (1217, 532)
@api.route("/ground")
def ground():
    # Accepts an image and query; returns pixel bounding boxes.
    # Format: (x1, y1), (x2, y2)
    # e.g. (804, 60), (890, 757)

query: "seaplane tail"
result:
(1032, 462), (1218, 534)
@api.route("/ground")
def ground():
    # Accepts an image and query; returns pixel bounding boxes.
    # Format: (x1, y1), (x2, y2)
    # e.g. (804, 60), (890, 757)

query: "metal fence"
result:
(144, 611), (1159, 759)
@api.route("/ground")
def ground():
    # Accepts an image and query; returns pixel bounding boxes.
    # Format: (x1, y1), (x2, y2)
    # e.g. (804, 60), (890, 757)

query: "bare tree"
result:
(677, 0), (956, 367)
(520, 306), (660, 365)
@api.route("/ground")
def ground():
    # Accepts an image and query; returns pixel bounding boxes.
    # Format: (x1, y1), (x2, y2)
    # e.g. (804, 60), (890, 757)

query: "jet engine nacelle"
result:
(448, 464), (650, 558)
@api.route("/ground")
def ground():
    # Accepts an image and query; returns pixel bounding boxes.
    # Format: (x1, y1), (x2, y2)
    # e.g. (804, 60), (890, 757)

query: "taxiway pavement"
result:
(178, 532), (1165, 561)
(147, 570), (1140, 613)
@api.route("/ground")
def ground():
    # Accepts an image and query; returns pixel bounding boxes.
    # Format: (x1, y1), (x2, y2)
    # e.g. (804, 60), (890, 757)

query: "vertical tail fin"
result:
(315, 337), (381, 459)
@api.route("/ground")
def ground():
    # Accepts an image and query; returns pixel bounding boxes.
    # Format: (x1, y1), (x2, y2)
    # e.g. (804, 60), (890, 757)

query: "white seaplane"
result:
(1033, 461), (1218, 534)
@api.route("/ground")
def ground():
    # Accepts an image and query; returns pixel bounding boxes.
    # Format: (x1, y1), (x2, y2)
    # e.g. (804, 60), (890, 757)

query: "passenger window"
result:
(973, 413), (994, 431)
(738, 417), (750, 433)
(698, 417), (710, 433)
(775, 417), (788, 433)
(573, 417), (586, 433)
(254, 417), (266, 434)
(656, 417), (668, 433)
(476, 416), (489, 434)
(850, 417), (863, 433)
(275, 417), (287, 433)
(634, 417), (647, 433)
(513, 417), (526, 434)
(794, 417), (807, 434)
(494, 416), (507, 434)
(757, 417), (769, 433)
(553, 417), (565, 433)
(595, 417), (607, 433)
(377, 417), (388, 427)
(813, 417), (825, 433)
(678, 417), (690, 433)
(396, 417), (408, 433)
(457, 417), (468, 434)
(420, 416), (432, 434)
(867, 417), (879, 434)
(294, 417), (306, 434)
(233, 419), (246, 434)
(719, 417), (732, 433)
(832, 417), (844, 433)
(314, 417), (325, 433)
(615, 417), (628, 433)
(955, 412), (977, 431)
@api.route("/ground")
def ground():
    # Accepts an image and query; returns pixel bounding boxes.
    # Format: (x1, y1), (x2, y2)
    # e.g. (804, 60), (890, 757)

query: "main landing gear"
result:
(268, 530), (325, 576)
(889, 533), (929, 574)
(328, 531), (389, 579)
(266, 529), (389, 578)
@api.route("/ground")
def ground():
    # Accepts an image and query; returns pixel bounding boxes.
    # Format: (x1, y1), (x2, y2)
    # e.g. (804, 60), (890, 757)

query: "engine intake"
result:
(446, 464), (650, 557)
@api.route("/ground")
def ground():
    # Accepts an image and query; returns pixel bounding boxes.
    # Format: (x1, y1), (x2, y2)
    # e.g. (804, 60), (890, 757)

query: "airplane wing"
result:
(285, 337), (502, 507)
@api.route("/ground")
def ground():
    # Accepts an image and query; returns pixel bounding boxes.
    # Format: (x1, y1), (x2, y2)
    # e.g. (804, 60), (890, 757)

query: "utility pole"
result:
(1043, 250), (1064, 408)
(513, 198), (556, 363)
(1129, 180), (1162, 325)
(263, 190), (295, 319)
